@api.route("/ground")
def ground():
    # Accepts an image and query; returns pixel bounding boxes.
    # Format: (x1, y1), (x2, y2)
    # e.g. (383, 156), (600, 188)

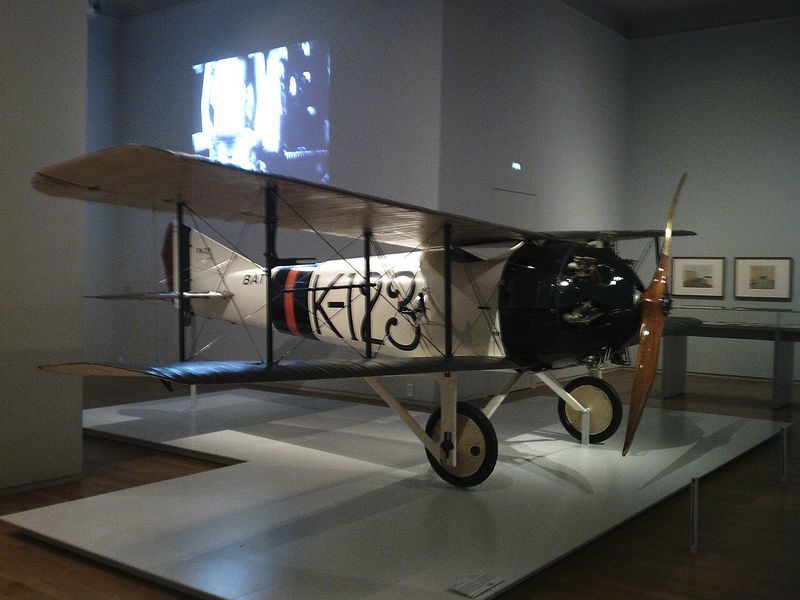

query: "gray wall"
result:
(85, 14), (126, 363)
(440, 0), (630, 231)
(85, 0), (632, 401)
(1, 1), (86, 493)
(4, 2), (794, 493)
(84, 0), (445, 400)
(83, 1), (799, 397)
(625, 16), (800, 378)
(117, 0), (443, 200)
(438, 0), (631, 392)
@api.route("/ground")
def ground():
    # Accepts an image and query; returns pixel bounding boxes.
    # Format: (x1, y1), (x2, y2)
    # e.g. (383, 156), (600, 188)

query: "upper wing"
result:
(545, 230), (696, 243)
(32, 145), (543, 249)
(32, 145), (694, 249)
(39, 356), (533, 385)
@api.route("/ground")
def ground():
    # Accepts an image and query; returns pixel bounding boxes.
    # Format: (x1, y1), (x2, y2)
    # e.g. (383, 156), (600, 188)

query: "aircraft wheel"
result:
(425, 403), (498, 488)
(558, 376), (622, 444)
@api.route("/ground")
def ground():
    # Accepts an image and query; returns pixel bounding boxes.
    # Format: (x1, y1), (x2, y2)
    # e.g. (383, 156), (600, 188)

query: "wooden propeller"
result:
(622, 174), (687, 456)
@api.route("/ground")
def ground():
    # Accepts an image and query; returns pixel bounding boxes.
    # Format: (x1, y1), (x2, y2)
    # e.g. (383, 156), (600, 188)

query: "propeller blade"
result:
(622, 174), (687, 456)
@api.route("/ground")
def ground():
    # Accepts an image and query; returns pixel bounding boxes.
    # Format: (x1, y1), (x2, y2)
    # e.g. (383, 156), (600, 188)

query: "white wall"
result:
(0, 1), (86, 492)
(626, 17), (800, 378)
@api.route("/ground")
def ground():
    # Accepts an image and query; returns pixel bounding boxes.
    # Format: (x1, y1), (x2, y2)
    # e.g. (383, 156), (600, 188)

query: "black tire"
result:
(425, 403), (498, 488)
(557, 376), (622, 444)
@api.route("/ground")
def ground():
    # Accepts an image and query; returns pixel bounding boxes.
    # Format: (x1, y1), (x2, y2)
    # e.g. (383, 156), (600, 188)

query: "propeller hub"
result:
(660, 292), (673, 315)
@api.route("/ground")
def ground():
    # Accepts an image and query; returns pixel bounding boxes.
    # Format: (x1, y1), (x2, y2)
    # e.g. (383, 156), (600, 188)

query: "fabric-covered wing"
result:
(32, 145), (546, 249)
(32, 145), (694, 249)
(40, 356), (533, 385)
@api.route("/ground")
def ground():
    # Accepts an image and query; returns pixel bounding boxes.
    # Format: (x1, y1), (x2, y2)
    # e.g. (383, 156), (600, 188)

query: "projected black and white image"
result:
(192, 40), (330, 182)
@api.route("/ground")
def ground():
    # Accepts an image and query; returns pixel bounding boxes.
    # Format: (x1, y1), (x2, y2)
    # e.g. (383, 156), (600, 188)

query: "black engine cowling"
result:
(498, 241), (643, 367)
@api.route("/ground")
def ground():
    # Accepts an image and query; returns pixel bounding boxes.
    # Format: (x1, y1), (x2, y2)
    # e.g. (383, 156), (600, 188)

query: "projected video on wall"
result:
(192, 40), (330, 182)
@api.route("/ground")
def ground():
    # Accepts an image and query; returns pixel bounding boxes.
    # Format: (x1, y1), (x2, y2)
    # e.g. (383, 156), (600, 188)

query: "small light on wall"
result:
(511, 162), (522, 171)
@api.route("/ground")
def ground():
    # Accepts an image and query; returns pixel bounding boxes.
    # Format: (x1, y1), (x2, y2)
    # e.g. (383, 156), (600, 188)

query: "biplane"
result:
(33, 145), (693, 487)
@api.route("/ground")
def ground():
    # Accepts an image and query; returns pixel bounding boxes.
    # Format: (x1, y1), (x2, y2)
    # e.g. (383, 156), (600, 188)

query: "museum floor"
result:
(1, 370), (797, 599)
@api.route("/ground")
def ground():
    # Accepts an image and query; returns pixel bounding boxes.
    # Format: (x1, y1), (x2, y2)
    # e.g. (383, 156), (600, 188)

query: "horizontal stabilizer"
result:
(39, 356), (534, 385)
(86, 291), (232, 301)
(40, 363), (156, 378)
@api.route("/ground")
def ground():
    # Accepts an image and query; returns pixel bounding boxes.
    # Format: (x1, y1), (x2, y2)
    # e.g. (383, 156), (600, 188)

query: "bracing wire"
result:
(175, 187), (495, 365)
(274, 193), (448, 358)
(634, 238), (655, 277)
(453, 260), (503, 356)
(182, 206), (266, 362)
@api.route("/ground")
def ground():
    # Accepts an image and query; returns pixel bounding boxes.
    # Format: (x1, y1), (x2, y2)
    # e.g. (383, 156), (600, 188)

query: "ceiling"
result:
(91, 0), (800, 38)
(564, 0), (800, 37)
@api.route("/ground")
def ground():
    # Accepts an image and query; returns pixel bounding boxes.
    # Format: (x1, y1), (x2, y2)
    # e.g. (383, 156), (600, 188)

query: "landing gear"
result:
(557, 376), (622, 444)
(425, 403), (498, 488)
(368, 370), (620, 488)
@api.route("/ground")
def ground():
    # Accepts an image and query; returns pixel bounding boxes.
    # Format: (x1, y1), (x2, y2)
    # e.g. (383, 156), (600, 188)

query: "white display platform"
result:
(4, 389), (785, 600)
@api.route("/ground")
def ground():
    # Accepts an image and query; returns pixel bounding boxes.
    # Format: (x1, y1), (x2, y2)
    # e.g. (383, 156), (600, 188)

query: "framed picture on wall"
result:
(734, 257), (793, 301)
(672, 257), (725, 298)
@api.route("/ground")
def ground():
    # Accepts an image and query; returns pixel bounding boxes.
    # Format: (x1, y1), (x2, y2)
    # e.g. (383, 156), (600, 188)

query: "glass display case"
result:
(663, 304), (799, 407)
(671, 304), (800, 330)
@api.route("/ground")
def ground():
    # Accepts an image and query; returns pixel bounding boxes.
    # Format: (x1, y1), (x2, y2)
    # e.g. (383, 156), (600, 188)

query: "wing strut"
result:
(364, 231), (372, 359)
(444, 224), (453, 359)
(265, 184), (277, 367)
(176, 202), (190, 362)
(440, 224), (458, 471)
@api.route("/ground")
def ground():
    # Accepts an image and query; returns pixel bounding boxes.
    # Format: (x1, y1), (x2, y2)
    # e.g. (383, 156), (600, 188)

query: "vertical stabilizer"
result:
(161, 222), (191, 297)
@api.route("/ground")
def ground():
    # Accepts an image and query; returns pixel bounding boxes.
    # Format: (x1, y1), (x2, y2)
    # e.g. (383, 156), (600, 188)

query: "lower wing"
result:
(39, 356), (534, 385)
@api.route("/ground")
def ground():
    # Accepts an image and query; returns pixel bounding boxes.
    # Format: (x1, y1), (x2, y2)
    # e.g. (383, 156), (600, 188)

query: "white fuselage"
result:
(180, 226), (510, 359)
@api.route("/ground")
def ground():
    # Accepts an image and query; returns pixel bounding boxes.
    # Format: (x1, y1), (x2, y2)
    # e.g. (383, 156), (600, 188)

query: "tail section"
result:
(160, 222), (186, 296)
(162, 223), (268, 327)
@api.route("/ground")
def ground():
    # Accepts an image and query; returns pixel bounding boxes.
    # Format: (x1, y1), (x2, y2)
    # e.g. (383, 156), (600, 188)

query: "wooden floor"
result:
(1, 371), (797, 599)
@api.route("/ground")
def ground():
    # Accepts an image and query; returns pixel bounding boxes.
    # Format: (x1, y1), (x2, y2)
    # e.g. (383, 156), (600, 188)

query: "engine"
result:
(498, 241), (643, 367)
